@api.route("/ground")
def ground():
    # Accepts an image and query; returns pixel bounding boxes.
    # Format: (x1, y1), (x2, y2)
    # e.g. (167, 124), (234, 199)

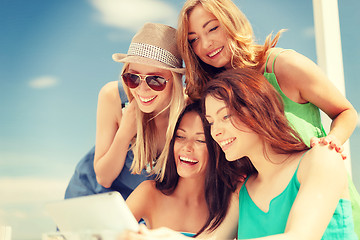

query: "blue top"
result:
(64, 81), (151, 200)
(237, 152), (358, 239)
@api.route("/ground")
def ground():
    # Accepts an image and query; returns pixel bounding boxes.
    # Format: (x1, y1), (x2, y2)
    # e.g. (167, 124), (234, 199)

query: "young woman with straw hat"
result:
(65, 22), (185, 200)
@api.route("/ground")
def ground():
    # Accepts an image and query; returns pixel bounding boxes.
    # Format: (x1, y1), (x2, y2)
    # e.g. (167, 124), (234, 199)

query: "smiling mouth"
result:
(207, 47), (223, 58)
(179, 156), (199, 165)
(219, 137), (235, 148)
(139, 95), (156, 103)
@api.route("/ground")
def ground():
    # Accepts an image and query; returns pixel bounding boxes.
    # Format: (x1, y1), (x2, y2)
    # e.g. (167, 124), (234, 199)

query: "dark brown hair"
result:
(155, 101), (245, 235)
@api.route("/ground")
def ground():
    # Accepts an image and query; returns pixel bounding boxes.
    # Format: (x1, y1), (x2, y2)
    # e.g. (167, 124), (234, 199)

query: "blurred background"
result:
(0, 0), (359, 239)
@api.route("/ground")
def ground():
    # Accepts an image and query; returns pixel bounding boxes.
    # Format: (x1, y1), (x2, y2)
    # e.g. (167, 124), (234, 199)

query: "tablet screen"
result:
(45, 191), (139, 233)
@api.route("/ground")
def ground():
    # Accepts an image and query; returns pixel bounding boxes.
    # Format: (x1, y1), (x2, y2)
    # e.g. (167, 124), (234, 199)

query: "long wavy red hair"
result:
(202, 68), (309, 155)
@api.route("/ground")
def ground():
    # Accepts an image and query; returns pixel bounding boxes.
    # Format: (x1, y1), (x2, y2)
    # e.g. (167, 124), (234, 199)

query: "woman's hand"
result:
(310, 136), (346, 160)
(119, 100), (138, 142)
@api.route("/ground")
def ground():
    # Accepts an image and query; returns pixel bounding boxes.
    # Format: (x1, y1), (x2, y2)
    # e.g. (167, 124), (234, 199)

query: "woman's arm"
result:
(94, 81), (137, 188)
(247, 144), (348, 240)
(273, 50), (358, 147)
(126, 180), (155, 223)
(285, 144), (348, 238)
(197, 188), (240, 240)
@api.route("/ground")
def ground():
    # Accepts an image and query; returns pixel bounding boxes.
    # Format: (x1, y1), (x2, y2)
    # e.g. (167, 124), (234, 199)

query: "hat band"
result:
(127, 43), (181, 68)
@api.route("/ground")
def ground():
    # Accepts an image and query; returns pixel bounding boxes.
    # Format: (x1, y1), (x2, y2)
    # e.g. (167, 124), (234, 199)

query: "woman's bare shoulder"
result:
(305, 145), (342, 165)
(136, 180), (158, 193)
(98, 81), (120, 98)
(127, 180), (158, 206)
(298, 145), (345, 182)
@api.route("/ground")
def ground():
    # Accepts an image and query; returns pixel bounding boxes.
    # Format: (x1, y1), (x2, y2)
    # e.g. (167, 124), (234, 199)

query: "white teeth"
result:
(139, 95), (156, 103)
(219, 138), (234, 147)
(180, 156), (198, 163)
(208, 47), (223, 57)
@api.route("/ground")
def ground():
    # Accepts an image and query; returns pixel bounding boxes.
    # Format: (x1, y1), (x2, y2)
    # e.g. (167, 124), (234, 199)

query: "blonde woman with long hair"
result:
(65, 23), (185, 200)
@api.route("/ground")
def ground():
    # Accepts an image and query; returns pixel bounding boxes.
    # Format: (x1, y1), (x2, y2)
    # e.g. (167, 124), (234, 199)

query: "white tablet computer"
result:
(45, 191), (139, 233)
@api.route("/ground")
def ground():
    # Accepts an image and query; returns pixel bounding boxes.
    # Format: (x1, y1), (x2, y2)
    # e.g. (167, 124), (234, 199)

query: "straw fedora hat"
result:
(112, 23), (185, 74)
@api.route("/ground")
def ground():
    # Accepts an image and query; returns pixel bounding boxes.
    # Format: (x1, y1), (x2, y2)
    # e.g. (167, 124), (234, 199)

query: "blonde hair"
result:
(121, 63), (185, 179)
(177, 0), (285, 100)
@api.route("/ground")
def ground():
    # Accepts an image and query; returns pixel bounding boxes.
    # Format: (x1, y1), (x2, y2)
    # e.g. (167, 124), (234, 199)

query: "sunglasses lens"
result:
(122, 73), (167, 91)
(122, 73), (140, 88)
(146, 76), (167, 91)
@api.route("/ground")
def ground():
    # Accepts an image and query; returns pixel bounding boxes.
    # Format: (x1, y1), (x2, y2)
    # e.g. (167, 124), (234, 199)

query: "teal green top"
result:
(263, 49), (326, 147)
(263, 50), (360, 239)
(237, 152), (358, 239)
(180, 232), (195, 237)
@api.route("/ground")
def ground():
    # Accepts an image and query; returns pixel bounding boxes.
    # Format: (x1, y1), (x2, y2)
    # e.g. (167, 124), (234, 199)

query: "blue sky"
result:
(0, 0), (359, 239)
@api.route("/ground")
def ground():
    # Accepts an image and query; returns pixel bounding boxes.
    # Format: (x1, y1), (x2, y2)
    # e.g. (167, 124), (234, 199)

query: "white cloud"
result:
(303, 26), (315, 39)
(29, 76), (58, 89)
(90, 0), (178, 32)
(357, 113), (360, 128)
